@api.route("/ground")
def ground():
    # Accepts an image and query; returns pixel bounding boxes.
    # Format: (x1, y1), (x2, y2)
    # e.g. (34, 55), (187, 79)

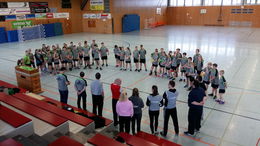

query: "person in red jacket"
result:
(111, 78), (122, 126)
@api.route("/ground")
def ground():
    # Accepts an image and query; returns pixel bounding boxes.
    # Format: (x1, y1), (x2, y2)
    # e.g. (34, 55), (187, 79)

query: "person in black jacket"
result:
(129, 88), (144, 135)
(184, 80), (207, 136)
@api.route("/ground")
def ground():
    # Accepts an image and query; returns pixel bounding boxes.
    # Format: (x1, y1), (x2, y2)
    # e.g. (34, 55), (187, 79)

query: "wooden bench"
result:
(0, 105), (33, 137)
(136, 131), (181, 146)
(0, 93), (69, 140)
(88, 133), (126, 146)
(48, 136), (83, 146)
(117, 132), (159, 146)
(0, 138), (22, 146)
(0, 80), (26, 93)
(42, 95), (113, 126)
(12, 93), (94, 133)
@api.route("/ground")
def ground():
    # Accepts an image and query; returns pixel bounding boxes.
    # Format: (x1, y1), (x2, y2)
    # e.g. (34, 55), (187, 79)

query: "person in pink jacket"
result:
(116, 91), (133, 133)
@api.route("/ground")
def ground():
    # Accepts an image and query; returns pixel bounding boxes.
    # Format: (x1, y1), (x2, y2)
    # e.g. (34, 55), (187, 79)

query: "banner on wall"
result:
(11, 20), (32, 29)
(8, 2), (29, 8)
(83, 13), (111, 19)
(90, 0), (104, 10)
(26, 14), (35, 19)
(5, 15), (16, 20)
(54, 13), (69, 18)
(0, 8), (31, 15)
(0, 2), (8, 8)
(35, 13), (46, 19)
(16, 15), (26, 20)
(46, 13), (53, 18)
(29, 2), (49, 13)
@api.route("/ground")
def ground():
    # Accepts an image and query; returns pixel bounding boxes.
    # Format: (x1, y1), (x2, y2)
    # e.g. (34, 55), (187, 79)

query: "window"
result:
(213, 0), (222, 5)
(232, 0), (242, 5)
(193, 0), (202, 6)
(204, 0), (213, 6)
(170, 0), (177, 6)
(245, 0), (256, 5)
(177, 0), (185, 6)
(223, 0), (232, 5)
(185, 0), (193, 6)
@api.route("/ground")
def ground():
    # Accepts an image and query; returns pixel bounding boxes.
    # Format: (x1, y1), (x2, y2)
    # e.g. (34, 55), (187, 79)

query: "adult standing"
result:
(129, 88), (144, 135)
(116, 91), (133, 133)
(146, 85), (163, 134)
(160, 80), (179, 136)
(193, 48), (201, 73)
(90, 72), (104, 116)
(74, 72), (87, 110)
(110, 78), (122, 126)
(184, 80), (206, 136)
(56, 67), (70, 104)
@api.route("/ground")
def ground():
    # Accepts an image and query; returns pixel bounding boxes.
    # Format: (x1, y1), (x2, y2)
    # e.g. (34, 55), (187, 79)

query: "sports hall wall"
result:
(82, 0), (168, 33)
(111, 0), (168, 33)
(0, 0), (82, 34)
(167, 5), (260, 27)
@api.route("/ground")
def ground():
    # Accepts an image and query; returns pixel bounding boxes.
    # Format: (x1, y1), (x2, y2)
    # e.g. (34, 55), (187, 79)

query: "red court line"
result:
(256, 137), (260, 146)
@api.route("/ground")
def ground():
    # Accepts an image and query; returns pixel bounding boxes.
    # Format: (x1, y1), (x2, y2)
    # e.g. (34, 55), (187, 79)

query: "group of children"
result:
(19, 40), (227, 104)
(146, 48), (227, 104)
(20, 40), (110, 74)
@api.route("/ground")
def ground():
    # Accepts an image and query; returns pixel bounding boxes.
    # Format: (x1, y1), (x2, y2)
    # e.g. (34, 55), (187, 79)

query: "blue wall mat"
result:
(54, 23), (63, 36)
(43, 23), (55, 37)
(0, 27), (5, 33)
(0, 32), (7, 43)
(122, 14), (140, 33)
(7, 30), (18, 42)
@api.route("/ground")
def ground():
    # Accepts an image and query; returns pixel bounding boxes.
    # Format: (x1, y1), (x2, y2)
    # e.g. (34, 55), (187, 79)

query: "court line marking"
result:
(256, 137), (260, 146)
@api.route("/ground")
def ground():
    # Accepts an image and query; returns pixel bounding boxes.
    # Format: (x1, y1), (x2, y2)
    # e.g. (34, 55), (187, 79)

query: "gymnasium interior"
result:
(0, 0), (260, 146)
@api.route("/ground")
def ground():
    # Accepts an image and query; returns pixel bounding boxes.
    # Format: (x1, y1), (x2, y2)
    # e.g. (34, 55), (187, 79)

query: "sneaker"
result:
(102, 64), (104, 67)
(138, 70), (141, 72)
(96, 67), (98, 70)
(154, 131), (159, 135)
(219, 101), (225, 104)
(208, 93), (213, 96)
(130, 69), (132, 71)
(172, 78), (175, 81)
(88, 66), (92, 69)
(145, 69), (148, 71)
(215, 99), (221, 102)
(160, 132), (166, 137)
(184, 131), (194, 136)
(179, 79), (183, 82)
(120, 68), (123, 70)
(124, 69), (127, 71)
(135, 69), (137, 71)
(106, 64), (108, 67)
(155, 71), (157, 76)
(213, 95), (217, 99)
(187, 87), (192, 91)
(195, 129), (200, 133)
(84, 66), (87, 69)
(184, 79), (186, 82)
(69, 68), (72, 71)
(184, 84), (188, 88)
(100, 68), (102, 70)
(149, 71), (152, 76)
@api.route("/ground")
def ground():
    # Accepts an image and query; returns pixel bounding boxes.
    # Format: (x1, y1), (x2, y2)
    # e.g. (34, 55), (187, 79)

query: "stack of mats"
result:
(43, 23), (55, 37)
(0, 27), (7, 43)
(122, 14), (140, 33)
(6, 30), (18, 42)
(54, 23), (63, 36)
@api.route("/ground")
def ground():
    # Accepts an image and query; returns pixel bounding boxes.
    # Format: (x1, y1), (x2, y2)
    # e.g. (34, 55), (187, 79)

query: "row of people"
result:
(56, 70), (207, 137)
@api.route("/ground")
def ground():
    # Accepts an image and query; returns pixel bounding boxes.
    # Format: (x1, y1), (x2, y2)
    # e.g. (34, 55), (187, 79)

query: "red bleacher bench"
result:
(117, 132), (158, 146)
(88, 133), (126, 146)
(0, 93), (67, 127)
(136, 131), (181, 146)
(42, 95), (113, 126)
(0, 105), (31, 128)
(12, 93), (93, 127)
(0, 138), (22, 146)
(48, 136), (83, 146)
(0, 80), (26, 93)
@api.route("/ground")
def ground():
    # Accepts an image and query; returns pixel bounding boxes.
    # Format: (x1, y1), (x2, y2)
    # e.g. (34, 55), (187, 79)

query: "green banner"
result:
(11, 20), (33, 29)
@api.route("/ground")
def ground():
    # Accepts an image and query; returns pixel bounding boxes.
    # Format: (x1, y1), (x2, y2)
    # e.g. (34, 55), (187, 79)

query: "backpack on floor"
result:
(77, 112), (106, 129)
